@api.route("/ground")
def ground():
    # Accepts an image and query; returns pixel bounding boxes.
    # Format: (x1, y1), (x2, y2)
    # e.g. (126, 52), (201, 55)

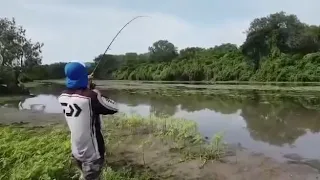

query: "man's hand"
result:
(88, 73), (95, 89)
(88, 73), (94, 80)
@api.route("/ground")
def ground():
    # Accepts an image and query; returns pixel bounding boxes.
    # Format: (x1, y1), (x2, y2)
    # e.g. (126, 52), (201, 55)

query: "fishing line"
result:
(90, 15), (150, 77)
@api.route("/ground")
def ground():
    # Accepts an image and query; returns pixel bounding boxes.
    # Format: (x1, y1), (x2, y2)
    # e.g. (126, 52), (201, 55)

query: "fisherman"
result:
(58, 61), (118, 180)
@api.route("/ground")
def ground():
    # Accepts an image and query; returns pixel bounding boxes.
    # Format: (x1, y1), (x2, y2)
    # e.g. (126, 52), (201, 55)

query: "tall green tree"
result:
(148, 40), (178, 62)
(0, 17), (43, 91)
(241, 12), (320, 71)
(0, 18), (43, 69)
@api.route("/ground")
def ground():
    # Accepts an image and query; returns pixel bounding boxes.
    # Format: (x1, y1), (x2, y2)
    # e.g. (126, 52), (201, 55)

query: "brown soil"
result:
(109, 134), (320, 180)
(1, 106), (319, 180)
(0, 107), (64, 125)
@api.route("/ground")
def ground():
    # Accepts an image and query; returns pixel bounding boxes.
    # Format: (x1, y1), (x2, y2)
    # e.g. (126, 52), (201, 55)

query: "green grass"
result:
(0, 114), (225, 180)
(111, 114), (225, 161)
(0, 126), (73, 180)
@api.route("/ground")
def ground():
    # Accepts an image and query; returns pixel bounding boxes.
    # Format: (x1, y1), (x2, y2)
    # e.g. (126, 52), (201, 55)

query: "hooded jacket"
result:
(58, 62), (118, 162)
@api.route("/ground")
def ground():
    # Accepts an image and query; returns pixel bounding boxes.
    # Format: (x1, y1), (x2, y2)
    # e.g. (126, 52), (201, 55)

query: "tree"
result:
(241, 12), (310, 70)
(0, 18), (43, 68)
(148, 40), (178, 62)
(92, 54), (123, 79)
(179, 47), (204, 60)
(0, 17), (43, 94)
(0, 17), (43, 83)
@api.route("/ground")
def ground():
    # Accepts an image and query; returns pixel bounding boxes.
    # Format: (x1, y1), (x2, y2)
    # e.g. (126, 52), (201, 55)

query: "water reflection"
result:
(242, 102), (320, 146)
(16, 88), (320, 160)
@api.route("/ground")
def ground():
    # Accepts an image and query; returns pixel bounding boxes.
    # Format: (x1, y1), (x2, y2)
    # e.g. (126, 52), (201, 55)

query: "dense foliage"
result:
(2, 12), (320, 85)
(109, 12), (320, 82)
(0, 17), (43, 94)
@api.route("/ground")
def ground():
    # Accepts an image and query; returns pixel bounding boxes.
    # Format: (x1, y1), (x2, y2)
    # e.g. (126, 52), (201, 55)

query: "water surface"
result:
(6, 84), (320, 162)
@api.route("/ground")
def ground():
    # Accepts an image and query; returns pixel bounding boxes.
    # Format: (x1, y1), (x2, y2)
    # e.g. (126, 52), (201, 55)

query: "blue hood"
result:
(64, 62), (88, 89)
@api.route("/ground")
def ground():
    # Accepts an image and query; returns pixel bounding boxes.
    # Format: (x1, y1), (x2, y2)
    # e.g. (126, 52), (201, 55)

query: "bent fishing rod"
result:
(90, 15), (150, 77)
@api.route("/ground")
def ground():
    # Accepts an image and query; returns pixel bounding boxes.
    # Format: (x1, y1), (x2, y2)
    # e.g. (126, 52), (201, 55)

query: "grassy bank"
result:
(0, 114), (225, 180)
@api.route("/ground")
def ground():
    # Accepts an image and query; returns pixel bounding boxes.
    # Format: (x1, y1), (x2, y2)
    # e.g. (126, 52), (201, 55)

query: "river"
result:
(2, 83), (320, 162)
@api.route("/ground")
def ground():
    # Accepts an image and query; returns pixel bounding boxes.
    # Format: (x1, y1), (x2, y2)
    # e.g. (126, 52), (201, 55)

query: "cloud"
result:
(0, 0), (319, 64)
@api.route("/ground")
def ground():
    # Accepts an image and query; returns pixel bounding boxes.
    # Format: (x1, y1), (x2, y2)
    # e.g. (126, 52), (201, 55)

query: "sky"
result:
(1, 0), (320, 64)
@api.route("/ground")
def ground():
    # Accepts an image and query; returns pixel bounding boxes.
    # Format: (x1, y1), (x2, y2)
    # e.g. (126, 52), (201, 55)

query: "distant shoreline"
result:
(29, 80), (320, 93)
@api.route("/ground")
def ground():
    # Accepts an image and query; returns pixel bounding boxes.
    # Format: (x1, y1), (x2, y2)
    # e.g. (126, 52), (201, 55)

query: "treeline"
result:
(110, 11), (320, 82)
(2, 11), (320, 85)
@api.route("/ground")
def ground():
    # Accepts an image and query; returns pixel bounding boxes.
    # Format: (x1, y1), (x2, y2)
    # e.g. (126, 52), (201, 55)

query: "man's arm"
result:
(92, 89), (118, 115)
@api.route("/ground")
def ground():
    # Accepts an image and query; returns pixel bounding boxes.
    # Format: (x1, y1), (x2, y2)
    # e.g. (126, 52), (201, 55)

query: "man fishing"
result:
(58, 61), (118, 180)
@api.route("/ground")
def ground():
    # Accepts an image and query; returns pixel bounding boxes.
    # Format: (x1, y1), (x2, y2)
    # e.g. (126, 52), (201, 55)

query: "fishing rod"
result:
(90, 15), (150, 77)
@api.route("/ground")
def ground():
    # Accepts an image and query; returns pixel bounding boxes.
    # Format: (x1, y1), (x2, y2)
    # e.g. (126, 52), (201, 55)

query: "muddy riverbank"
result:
(1, 107), (319, 180)
(0, 106), (64, 125)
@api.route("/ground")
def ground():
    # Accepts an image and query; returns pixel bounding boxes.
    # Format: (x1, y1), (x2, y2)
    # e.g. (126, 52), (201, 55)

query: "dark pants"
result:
(72, 157), (104, 180)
